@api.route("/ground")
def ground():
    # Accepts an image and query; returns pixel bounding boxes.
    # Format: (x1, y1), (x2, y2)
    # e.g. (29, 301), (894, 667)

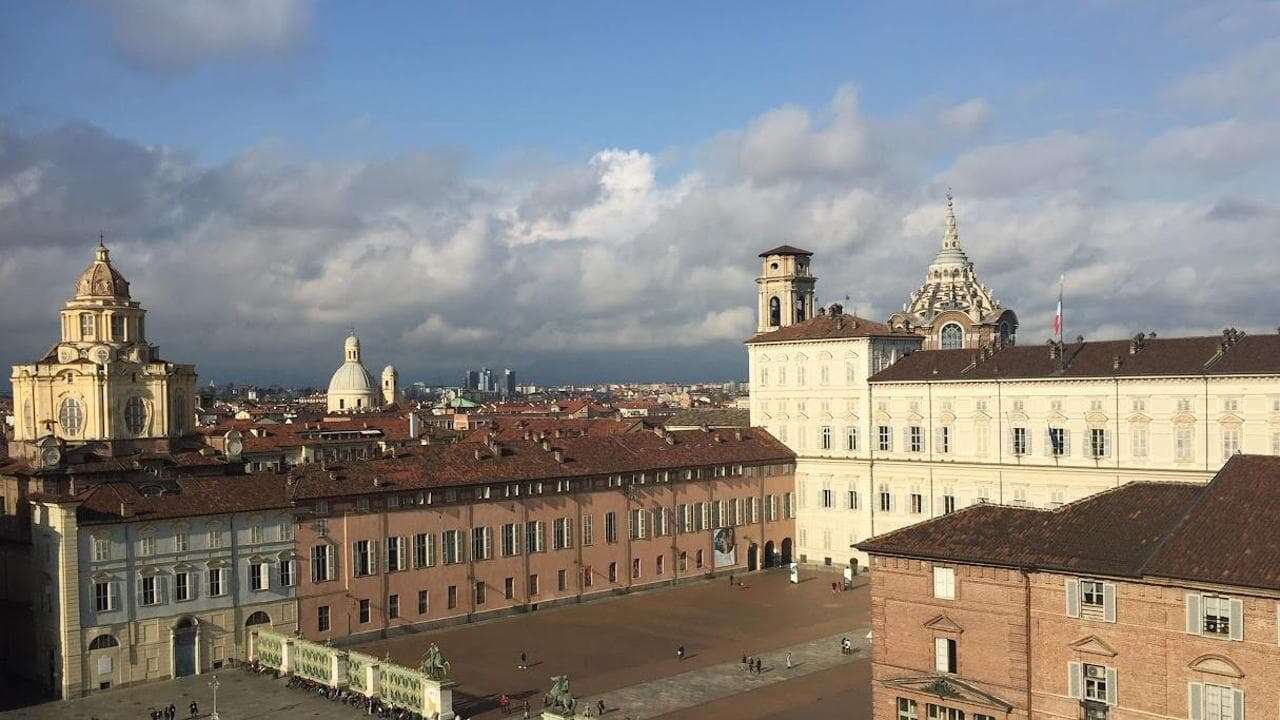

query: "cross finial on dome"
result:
(95, 233), (110, 262)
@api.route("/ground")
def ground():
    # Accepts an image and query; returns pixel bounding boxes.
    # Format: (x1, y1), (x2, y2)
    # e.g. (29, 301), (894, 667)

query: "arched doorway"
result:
(747, 543), (759, 572)
(172, 616), (198, 677)
(763, 540), (776, 568)
(780, 537), (793, 565)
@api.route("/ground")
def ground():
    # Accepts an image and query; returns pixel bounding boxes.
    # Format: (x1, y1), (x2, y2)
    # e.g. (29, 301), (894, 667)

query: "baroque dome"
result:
(75, 240), (131, 299)
(327, 333), (381, 412)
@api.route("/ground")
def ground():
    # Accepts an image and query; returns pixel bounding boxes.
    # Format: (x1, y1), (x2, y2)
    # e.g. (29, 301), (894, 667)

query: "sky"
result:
(2, 1), (1280, 389)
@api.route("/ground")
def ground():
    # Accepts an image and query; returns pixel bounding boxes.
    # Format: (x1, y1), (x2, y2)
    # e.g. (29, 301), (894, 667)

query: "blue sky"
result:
(2, 2), (1279, 387)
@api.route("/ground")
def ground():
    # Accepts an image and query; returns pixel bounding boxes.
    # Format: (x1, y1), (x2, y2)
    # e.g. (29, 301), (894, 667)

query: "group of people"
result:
(149, 702), (197, 720)
(741, 654), (765, 674)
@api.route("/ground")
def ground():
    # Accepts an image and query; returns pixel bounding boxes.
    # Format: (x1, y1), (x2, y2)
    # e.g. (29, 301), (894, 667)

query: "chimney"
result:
(474, 448), (483, 460)
(1112, 355), (1121, 370)
(665, 434), (676, 446)
(734, 430), (742, 441)
(541, 439), (552, 452)
(552, 449), (564, 463)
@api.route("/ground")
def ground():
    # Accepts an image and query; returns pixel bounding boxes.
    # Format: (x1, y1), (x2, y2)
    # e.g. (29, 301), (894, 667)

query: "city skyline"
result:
(4, 2), (1280, 389)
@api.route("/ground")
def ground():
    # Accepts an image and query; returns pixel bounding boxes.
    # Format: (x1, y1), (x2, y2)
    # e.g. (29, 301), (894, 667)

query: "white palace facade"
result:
(747, 199), (1280, 567)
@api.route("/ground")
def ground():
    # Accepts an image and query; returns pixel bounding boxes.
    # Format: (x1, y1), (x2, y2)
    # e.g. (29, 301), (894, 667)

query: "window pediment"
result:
(924, 614), (964, 635)
(1188, 654), (1244, 678)
(882, 675), (1012, 713)
(1172, 412), (1197, 425)
(1127, 413), (1151, 424)
(937, 411), (956, 425)
(1218, 413), (1243, 425)
(1085, 411), (1109, 426)
(874, 410), (892, 424)
(906, 411), (923, 422)
(1046, 410), (1069, 424)
(1008, 411), (1029, 423)
(1069, 635), (1117, 658)
(973, 411), (991, 422)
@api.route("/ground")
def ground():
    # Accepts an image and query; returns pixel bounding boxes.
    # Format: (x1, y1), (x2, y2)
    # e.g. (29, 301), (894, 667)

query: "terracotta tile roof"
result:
(71, 474), (293, 525)
(869, 332), (1280, 383)
(746, 313), (918, 345)
(758, 245), (813, 257)
(197, 414), (446, 452)
(285, 428), (794, 501)
(858, 454), (1280, 591)
(662, 408), (751, 429)
(463, 417), (645, 443)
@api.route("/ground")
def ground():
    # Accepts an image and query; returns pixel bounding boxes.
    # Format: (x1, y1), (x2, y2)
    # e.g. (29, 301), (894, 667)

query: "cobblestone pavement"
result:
(0, 670), (365, 720)
(3, 570), (869, 720)
(581, 628), (869, 719)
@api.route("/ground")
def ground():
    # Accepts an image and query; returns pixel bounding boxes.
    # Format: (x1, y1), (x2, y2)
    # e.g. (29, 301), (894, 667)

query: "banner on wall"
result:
(713, 527), (736, 568)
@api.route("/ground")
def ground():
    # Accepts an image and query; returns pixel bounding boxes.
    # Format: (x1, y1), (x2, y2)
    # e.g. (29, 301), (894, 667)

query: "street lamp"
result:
(208, 675), (220, 720)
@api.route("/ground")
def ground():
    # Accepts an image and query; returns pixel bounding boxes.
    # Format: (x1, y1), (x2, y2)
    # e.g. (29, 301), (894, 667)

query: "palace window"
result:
(933, 638), (957, 673)
(472, 527), (492, 561)
(878, 425), (892, 452)
(207, 567), (225, 597)
(448, 585), (459, 609)
(909, 426), (923, 453)
(878, 485), (893, 513)
(388, 594), (400, 618)
(80, 313), (94, 339)
(847, 490), (858, 510)
(1089, 429), (1108, 458)
(940, 323), (964, 349)
(175, 571), (190, 601)
(1049, 427), (1068, 456)
(820, 426), (832, 450)
(943, 494), (956, 514)
(358, 599), (370, 624)
(1197, 683), (1243, 720)
(1083, 664), (1110, 703)
(896, 698), (918, 720)
(249, 561), (268, 591)
(418, 590), (429, 615)
(110, 314), (125, 340)
(317, 605), (330, 632)
(414, 533), (436, 567)
(933, 567), (955, 599)
(768, 296), (781, 327)
(604, 512), (618, 543)
(311, 544), (333, 582)
(1131, 425), (1148, 458)
(501, 524), (520, 557)
(386, 536), (406, 570)
(475, 582), (486, 606)
(1176, 425), (1195, 461)
(94, 581), (113, 612)
(1221, 426), (1241, 460)
(552, 518), (573, 550)
(525, 522), (545, 553)
(581, 515), (593, 546)
(845, 426), (858, 451)
(1011, 427), (1028, 455)
(352, 540), (374, 576)
(442, 530), (464, 564)
(937, 426), (950, 454)
(821, 486), (833, 509)
(279, 558), (294, 587)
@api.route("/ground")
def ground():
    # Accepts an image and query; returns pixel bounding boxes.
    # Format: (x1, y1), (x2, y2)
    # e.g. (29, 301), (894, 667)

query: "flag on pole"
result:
(1052, 274), (1064, 340)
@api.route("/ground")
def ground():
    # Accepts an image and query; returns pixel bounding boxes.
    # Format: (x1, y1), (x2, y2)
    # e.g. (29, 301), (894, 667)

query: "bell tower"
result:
(756, 245), (816, 332)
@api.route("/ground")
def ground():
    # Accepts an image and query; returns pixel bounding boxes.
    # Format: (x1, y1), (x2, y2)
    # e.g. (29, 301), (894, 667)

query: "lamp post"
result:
(208, 675), (220, 720)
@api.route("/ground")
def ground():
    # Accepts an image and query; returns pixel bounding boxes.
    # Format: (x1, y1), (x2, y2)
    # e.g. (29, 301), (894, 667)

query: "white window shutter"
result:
(1186, 593), (1202, 634)
(1065, 579), (1080, 618)
(1103, 583), (1117, 623)
(1231, 688), (1243, 720)
(890, 493), (897, 512)
(1230, 599), (1244, 641)
(1067, 661), (1082, 699)
(1064, 430), (1071, 456)
(934, 638), (948, 673)
(1188, 682), (1202, 720)
(1044, 429), (1053, 456)
(1105, 666), (1117, 706)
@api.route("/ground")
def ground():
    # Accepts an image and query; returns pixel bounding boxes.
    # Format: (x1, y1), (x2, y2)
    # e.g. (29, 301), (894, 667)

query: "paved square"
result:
(2, 570), (870, 720)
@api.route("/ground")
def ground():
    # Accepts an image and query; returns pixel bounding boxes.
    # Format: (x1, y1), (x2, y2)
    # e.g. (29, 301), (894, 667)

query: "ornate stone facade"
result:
(887, 194), (1017, 350)
(8, 241), (197, 460)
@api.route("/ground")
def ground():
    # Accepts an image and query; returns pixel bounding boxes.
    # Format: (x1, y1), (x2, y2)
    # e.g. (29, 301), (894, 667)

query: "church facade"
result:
(747, 196), (1280, 567)
(8, 241), (196, 461)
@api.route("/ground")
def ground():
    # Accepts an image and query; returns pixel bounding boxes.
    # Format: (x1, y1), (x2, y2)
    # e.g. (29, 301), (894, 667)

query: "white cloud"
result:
(401, 315), (498, 347)
(1171, 37), (1280, 111)
(1144, 119), (1279, 175)
(95, 0), (312, 73)
(940, 98), (992, 133)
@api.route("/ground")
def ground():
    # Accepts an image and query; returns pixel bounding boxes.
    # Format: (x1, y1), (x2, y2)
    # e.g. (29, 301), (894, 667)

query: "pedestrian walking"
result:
(728, 573), (734, 587)
(518, 650), (527, 670)
(741, 654), (749, 671)
(189, 701), (198, 719)
(755, 657), (762, 674)
(499, 693), (509, 715)
(786, 651), (793, 669)
(676, 645), (685, 661)
(169, 703), (177, 720)
(598, 699), (606, 716)
(522, 699), (530, 719)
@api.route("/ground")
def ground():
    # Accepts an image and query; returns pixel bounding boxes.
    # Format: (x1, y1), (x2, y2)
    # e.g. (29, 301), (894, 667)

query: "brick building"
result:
(857, 454), (1280, 720)
(32, 426), (796, 697)
(289, 427), (797, 642)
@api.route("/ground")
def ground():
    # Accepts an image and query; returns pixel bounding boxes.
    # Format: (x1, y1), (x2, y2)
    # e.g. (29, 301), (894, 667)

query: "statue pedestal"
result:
(423, 677), (458, 720)
(540, 711), (575, 720)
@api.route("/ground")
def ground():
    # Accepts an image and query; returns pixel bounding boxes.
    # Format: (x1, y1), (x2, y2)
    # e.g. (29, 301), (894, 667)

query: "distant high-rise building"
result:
(503, 368), (516, 396)
(480, 367), (495, 393)
(464, 369), (479, 390)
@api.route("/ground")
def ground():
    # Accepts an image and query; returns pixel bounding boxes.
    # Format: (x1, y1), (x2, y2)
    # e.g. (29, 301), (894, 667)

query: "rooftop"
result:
(868, 330), (1280, 382)
(746, 313), (917, 345)
(758, 245), (813, 258)
(857, 454), (1280, 592)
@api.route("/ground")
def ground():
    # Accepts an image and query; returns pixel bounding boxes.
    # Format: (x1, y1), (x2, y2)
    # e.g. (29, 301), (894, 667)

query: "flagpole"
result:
(1058, 274), (1064, 343)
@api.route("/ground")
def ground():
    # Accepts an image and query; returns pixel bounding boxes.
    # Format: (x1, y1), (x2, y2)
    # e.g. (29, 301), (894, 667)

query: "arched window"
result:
(245, 611), (271, 627)
(110, 315), (125, 341)
(88, 634), (119, 650)
(999, 321), (1012, 343)
(940, 323), (964, 350)
(22, 398), (34, 437)
(80, 313), (94, 339)
(795, 297), (807, 322)
(59, 398), (84, 436)
(768, 297), (781, 327)
(125, 397), (146, 435)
